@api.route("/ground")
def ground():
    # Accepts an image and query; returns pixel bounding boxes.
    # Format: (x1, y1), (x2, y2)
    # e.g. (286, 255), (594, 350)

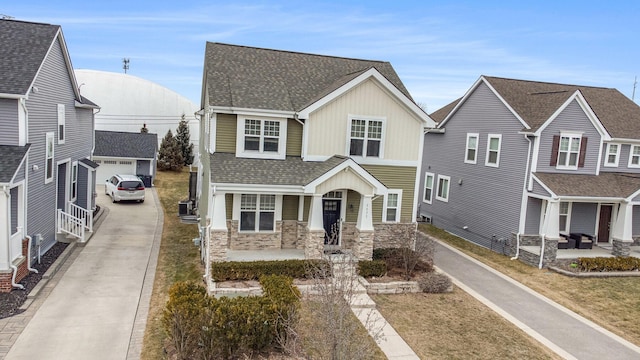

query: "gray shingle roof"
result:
(211, 152), (352, 186)
(203, 43), (412, 112)
(94, 130), (157, 159)
(79, 158), (99, 169)
(0, 19), (59, 95)
(0, 144), (30, 183)
(534, 172), (640, 198)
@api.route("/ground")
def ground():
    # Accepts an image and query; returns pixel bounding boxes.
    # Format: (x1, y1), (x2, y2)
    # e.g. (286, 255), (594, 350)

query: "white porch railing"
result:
(68, 202), (93, 233)
(57, 209), (86, 242)
(10, 228), (23, 262)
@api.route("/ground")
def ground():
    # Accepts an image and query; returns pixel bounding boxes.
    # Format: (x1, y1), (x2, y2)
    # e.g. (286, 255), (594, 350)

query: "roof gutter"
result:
(208, 106), (296, 118)
(0, 93), (26, 100)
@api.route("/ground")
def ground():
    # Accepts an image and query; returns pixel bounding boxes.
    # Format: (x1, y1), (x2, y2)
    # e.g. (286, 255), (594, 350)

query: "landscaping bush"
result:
(373, 246), (433, 280)
(211, 259), (330, 281)
(357, 259), (387, 277)
(577, 257), (640, 272)
(418, 272), (452, 293)
(162, 282), (209, 360)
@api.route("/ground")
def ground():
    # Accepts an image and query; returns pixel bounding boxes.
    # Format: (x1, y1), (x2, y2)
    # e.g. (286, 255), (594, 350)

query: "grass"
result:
(420, 223), (640, 347)
(373, 290), (561, 359)
(141, 168), (202, 360)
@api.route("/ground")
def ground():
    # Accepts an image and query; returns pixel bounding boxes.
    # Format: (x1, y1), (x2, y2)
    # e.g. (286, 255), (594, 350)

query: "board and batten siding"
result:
(419, 81), (530, 248)
(0, 98), (19, 145)
(536, 100), (601, 175)
(286, 119), (302, 157)
(24, 37), (94, 254)
(362, 164), (416, 223)
(306, 78), (422, 162)
(215, 113), (237, 153)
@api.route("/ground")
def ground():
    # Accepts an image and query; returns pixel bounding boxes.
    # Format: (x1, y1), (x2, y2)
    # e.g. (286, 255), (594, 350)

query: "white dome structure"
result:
(74, 69), (199, 152)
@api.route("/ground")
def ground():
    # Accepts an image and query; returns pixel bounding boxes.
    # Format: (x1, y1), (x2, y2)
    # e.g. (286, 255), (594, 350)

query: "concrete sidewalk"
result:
(3, 186), (162, 360)
(432, 238), (640, 360)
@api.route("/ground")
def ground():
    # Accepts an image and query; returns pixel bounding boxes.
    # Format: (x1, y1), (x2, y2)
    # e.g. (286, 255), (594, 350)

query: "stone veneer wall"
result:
(210, 230), (229, 262)
(1, 239), (32, 293)
(507, 233), (542, 257)
(228, 220), (282, 250)
(281, 220), (298, 249)
(305, 230), (324, 259)
(373, 223), (417, 249)
(513, 234), (558, 268)
(296, 222), (307, 250)
(341, 222), (357, 250)
(612, 238), (632, 257)
(633, 236), (640, 246)
(353, 228), (374, 260)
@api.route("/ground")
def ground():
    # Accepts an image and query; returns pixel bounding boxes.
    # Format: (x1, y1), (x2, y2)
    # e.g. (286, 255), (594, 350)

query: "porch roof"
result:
(0, 144), (30, 183)
(534, 172), (640, 199)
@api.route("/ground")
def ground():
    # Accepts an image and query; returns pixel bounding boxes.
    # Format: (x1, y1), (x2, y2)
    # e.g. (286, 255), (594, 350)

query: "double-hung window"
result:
(423, 172), (434, 204)
(436, 175), (450, 202)
(238, 116), (286, 159)
(465, 133), (478, 164)
(557, 134), (581, 169)
(604, 143), (620, 167)
(485, 134), (501, 167)
(57, 104), (65, 144)
(71, 162), (78, 200)
(629, 145), (640, 168)
(383, 190), (402, 222)
(348, 117), (384, 158)
(45, 132), (54, 184)
(240, 194), (276, 232)
(559, 202), (571, 233)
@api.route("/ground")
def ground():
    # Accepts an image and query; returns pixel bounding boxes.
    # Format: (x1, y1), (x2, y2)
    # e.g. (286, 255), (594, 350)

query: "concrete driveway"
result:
(5, 185), (162, 360)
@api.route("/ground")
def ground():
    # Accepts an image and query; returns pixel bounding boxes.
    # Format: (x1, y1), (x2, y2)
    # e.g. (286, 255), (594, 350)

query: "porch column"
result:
(0, 189), (9, 270)
(211, 192), (227, 230)
(210, 192), (228, 262)
(305, 195), (324, 259)
(612, 201), (633, 256)
(308, 194), (324, 231)
(542, 199), (560, 239)
(356, 194), (374, 231)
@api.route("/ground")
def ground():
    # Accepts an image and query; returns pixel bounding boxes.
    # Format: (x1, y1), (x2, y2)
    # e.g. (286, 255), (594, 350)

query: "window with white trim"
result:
(348, 117), (384, 158)
(629, 145), (640, 168)
(436, 175), (450, 202)
(57, 104), (65, 144)
(71, 162), (78, 200)
(559, 202), (571, 233)
(383, 190), (402, 222)
(485, 134), (501, 167)
(240, 194), (276, 232)
(557, 134), (581, 169)
(604, 143), (620, 167)
(423, 172), (434, 204)
(465, 133), (478, 164)
(45, 132), (54, 184)
(237, 116), (286, 159)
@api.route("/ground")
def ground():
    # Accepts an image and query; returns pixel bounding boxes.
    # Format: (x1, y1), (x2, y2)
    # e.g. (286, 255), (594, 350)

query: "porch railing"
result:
(57, 209), (86, 242)
(67, 202), (93, 233)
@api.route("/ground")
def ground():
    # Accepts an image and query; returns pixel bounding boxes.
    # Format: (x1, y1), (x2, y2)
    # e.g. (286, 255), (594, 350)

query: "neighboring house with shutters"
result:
(195, 43), (435, 284)
(419, 75), (640, 267)
(0, 19), (99, 291)
(93, 130), (158, 187)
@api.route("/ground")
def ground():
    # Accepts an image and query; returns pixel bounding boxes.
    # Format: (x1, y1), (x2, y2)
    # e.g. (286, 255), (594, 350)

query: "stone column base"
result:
(353, 229), (374, 260)
(305, 230), (325, 259)
(210, 230), (229, 262)
(542, 237), (558, 266)
(612, 238), (632, 257)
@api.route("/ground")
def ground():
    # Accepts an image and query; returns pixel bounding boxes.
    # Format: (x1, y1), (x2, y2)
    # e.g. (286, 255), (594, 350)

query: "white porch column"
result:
(356, 194), (374, 231)
(0, 189), (9, 270)
(298, 195), (305, 222)
(542, 199), (560, 239)
(613, 201), (633, 241)
(308, 194), (324, 231)
(211, 192), (227, 230)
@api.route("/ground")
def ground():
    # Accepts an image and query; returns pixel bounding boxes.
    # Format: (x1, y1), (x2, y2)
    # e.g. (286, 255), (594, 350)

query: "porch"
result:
(522, 244), (640, 259)
(226, 249), (305, 262)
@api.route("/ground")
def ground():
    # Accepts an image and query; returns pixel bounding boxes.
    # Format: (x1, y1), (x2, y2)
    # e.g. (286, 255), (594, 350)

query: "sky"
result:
(2, 1), (639, 112)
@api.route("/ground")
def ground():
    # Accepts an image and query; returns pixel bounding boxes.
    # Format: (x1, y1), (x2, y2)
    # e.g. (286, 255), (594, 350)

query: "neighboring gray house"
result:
(0, 19), (99, 292)
(93, 130), (158, 186)
(420, 76), (640, 267)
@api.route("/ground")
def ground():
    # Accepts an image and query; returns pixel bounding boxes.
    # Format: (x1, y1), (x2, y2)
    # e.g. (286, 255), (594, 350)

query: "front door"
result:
(323, 199), (341, 245)
(598, 205), (613, 243)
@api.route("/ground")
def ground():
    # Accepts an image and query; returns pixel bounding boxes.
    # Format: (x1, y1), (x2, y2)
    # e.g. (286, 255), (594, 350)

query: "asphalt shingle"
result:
(94, 130), (157, 159)
(534, 172), (640, 198)
(0, 144), (30, 183)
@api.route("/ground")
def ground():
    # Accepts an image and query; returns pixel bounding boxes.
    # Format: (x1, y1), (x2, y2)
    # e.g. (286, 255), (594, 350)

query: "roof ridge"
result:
(0, 18), (58, 27)
(484, 75), (615, 91)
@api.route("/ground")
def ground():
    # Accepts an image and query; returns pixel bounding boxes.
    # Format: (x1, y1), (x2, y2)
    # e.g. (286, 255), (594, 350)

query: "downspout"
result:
(538, 234), (546, 269)
(25, 235), (38, 274)
(3, 185), (24, 290)
(510, 233), (521, 260)
(513, 134), (534, 261)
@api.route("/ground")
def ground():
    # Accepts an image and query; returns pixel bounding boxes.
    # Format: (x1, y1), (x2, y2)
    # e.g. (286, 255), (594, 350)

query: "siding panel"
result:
(570, 203), (597, 235)
(0, 99), (18, 145)
(215, 113), (237, 153)
(282, 195), (298, 220)
(524, 197), (542, 234)
(362, 165), (416, 223)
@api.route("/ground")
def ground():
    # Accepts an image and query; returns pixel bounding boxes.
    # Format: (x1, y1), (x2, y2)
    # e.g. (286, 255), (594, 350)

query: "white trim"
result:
(555, 132), (582, 170)
(57, 104), (66, 144)
(209, 112), (216, 154)
(217, 183), (303, 195)
(603, 142), (620, 167)
(235, 115), (288, 160)
(235, 193), (280, 233)
(303, 154), (418, 167)
(70, 161), (78, 202)
(464, 133), (479, 164)
(45, 132), (55, 184)
(628, 145), (640, 168)
(530, 174), (558, 198)
(18, 99), (27, 146)
(423, 172), (435, 204)
(382, 189), (402, 222)
(558, 201), (572, 233)
(412, 126), (425, 222)
(596, 137), (603, 175)
(346, 115), (386, 159)
(529, 135), (540, 190)
(209, 106), (295, 119)
(534, 91), (611, 139)
(435, 174), (450, 203)
(485, 133), (502, 167)
(304, 158), (387, 195)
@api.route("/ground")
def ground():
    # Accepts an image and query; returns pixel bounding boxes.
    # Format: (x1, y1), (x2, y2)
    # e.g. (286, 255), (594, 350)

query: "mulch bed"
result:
(0, 242), (69, 319)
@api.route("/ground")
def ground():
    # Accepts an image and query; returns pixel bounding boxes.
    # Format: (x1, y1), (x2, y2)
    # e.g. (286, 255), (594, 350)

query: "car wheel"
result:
(140, 199), (144, 203)
(112, 193), (117, 203)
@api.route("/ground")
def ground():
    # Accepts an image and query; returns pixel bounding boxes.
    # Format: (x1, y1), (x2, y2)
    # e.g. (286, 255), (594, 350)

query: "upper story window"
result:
(436, 175), (450, 203)
(604, 143), (620, 167)
(629, 145), (640, 168)
(485, 134), (502, 167)
(465, 133), (478, 164)
(551, 133), (586, 170)
(57, 104), (65, 144)
(423, 172), (434, 204)
(348, 117), (385, 158)
(236, 116), (287, 159)
(383, 190), (402, 222)
(45, 132), (55, 184)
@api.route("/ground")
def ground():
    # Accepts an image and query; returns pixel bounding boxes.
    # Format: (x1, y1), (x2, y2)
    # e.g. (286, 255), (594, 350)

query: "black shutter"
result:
(550, 135), (560, 166)
(578, 137), (588, 168)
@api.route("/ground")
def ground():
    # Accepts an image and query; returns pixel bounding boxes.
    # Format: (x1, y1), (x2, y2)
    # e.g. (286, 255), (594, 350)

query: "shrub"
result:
(418, 272), (452, 293)
(211, 259), (330, 281)
(357, 260), (387, 277)
(577, 257), (640, 272)
(162, 282), (208, 360)
(373, 245), (433, 280)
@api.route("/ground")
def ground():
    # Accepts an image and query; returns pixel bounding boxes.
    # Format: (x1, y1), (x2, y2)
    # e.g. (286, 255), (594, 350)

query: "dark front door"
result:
(323, 199), (341, 245)
(598, 205), (613, 243)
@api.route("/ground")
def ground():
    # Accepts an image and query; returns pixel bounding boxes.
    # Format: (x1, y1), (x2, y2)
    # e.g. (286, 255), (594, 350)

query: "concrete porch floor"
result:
(555, 245), (640, 259)
(226, 249), (305, 262)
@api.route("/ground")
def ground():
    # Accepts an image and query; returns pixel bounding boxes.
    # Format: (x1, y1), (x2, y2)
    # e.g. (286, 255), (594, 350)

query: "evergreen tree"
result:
(158, 129), (184, 171)
(175, 114), (194, 165)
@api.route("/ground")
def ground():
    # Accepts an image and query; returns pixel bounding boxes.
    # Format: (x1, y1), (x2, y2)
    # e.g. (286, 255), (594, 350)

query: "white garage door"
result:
(94, 158), (136, 184)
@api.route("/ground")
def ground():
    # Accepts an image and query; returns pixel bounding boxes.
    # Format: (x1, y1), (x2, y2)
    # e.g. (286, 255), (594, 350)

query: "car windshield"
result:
(121, 181), (142, 189)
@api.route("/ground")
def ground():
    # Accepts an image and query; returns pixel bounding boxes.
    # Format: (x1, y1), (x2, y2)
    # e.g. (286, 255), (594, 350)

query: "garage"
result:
(92, 130), (158, 186)
(94, 158), (136, 183)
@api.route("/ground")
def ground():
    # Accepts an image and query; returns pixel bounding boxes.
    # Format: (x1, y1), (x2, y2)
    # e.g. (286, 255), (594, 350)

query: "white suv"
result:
(105, 174), (145, 203)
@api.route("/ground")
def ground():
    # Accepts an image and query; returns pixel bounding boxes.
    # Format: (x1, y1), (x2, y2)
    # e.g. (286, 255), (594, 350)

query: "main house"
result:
(419, 76), (640, 267)
(195, 43), (435, 279)
(0, 19), (99, 291)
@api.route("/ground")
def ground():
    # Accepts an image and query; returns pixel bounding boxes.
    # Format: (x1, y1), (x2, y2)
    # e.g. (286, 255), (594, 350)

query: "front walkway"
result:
(431, 236), (640, 360)
(2, 187), (162, 360)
